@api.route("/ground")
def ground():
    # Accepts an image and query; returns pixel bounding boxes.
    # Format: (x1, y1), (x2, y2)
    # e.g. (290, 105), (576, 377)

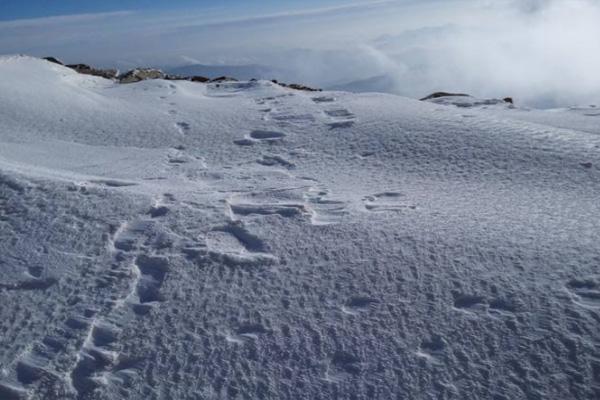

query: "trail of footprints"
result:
(234, 92), (360, 183)
(256, 94), (317, 127)
(0, 195), (177, 399)
(235, 94), (419, 223)
(450, 276), (600, 320)
(230, 92), (361, 227)
(257, 93), (357, 130)
(68, 195), (178, 398)
(238, 92), (356, 148)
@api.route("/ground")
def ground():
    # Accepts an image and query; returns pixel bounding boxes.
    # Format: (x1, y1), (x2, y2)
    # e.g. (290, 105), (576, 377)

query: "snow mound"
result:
(1, 55), (599, 400)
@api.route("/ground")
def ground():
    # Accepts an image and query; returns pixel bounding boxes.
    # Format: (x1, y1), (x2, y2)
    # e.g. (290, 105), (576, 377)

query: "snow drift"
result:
(1, 56), (599, 400)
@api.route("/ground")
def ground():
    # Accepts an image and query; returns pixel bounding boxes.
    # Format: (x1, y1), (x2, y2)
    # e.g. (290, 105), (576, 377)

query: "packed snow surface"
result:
(1, 56), (599, 400)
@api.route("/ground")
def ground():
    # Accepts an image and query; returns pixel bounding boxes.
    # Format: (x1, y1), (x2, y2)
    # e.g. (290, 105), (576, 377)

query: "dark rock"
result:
(43, 56), (64, 65)
(210, 76), (238, 83)
(190, 76), (209, 83)
(503, 97), (514, 104)
(285, 83), (322, 92)
(118, 68), (165, 84)
(420, 92), (470, 101)
(67, 64), (118, 79)
(272, 80), (321, 92)
(420, 334), (447, 352)
(66, 64), (89, 70)
(581, 162), (593, 169)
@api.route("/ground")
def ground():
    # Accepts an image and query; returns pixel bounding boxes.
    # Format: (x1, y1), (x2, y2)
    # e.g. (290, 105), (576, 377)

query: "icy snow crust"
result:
(1, 56), (599, 399)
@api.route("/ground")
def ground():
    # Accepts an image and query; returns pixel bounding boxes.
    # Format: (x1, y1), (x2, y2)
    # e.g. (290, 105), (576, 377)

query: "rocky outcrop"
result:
(66, 64), (119, 79)
(421, 92), (516, 109)
(271, 80), (321, 92)
(210, 76), (238, 83)
(190, 76), (209, 83)
(421, 92), (514, 105)
(118, 68), (165, 84)
(43, 56), (64, 66)
(42, 58), (117, 79)
(282, 83), (322, 92)
(37, 57), (320, 90)
(420, 92), (470, 101)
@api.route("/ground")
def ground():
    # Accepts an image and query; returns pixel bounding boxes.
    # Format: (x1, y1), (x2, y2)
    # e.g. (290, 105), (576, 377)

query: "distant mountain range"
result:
(167, 64), (404, 96)
(327, 74), (398, 94)
(166, 64), (286, 80)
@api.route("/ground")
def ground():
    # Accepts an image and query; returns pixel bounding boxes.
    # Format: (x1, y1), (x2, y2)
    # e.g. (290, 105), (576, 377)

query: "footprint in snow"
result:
(148, 194), (173, 218)
(566, 276), (600, 308)
(417, 334), (448, 363)
(227, 190), (310, 221)
(363, 191), (416, 212)
(327, 120), (355, 129)
(89, 179), (138, 188)
(234, 138), (255, 146)
(175, 121), (190, 134)
(330, 350), (363, 376)
(341, 296), (380, 315)
(249, 130), (286, 140)
(256, 155), (295, 169)
(234, 130), (286, 146)
(325, 109), (354, 119)
(132, 255), (170, 314)
(304, 187), (348, 226)
(206, 222), (277, 267)
(312, 96), (336, 103)
(323, 108), (356, 129)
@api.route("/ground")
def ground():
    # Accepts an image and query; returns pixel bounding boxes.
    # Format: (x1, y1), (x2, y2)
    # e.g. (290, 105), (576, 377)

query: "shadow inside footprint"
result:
(331, 351), (362, 375)
(90, 179), (137, 188)
(149, 205), (169, 218)
(135, 256), (169, 304)
(250, 130), (285, 140)
(312, 96), (335, 103)
(325, 109), (354, 118)
(327, 121), (355, 129)
(175, 122), (190, 131)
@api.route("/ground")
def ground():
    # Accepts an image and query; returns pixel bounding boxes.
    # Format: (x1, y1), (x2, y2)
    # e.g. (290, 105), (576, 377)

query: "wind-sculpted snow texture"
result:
(1, 56), (600, 400)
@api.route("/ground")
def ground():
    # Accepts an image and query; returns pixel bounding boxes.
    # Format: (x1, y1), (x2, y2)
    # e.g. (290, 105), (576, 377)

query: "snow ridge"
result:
(1, 56), (600, 400)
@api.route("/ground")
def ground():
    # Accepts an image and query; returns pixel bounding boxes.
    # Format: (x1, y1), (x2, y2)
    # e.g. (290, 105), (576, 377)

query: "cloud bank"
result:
(2, 0), (599, 107)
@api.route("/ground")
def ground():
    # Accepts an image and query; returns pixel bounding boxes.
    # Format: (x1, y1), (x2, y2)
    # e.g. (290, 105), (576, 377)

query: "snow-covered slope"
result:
(1, 55), (600, 400)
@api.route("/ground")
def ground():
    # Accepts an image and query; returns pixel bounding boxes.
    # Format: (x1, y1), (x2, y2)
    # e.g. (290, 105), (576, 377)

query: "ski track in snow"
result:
(1, 56), (600, 399)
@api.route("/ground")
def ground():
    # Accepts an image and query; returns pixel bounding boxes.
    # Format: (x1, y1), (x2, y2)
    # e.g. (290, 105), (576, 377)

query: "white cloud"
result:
(376, 0), (600, 107)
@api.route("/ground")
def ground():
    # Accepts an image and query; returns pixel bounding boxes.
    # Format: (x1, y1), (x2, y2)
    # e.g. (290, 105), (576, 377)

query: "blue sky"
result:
(0, 0), (346, 21)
